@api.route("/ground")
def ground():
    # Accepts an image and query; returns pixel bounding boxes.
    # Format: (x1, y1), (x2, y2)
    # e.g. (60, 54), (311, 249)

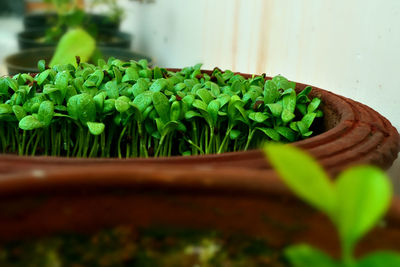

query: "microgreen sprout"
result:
(263, 144), (400, 267)
(0, 60), (323, 158)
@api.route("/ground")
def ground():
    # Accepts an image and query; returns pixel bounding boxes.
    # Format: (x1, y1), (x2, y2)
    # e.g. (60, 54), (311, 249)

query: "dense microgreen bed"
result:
(0, 58), (323, 158)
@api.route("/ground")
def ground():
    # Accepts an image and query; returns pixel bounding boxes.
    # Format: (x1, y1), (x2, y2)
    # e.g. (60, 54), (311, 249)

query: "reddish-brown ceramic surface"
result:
(0, 71), (399, 176)
(0, 166), (399, 258)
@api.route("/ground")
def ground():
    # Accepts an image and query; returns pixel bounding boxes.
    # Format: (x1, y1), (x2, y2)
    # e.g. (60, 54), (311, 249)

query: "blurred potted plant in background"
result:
(19, 0), (130, 50)
(6, 0), (154, 75)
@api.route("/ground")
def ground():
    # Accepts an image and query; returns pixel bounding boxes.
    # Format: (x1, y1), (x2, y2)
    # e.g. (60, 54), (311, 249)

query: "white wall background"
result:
(120, 0), (400, 130)
(118, 0), (400, 184)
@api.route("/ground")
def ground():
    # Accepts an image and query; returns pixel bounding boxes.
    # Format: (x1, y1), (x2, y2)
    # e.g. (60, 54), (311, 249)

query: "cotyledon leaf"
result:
(50, 28), (96, 67)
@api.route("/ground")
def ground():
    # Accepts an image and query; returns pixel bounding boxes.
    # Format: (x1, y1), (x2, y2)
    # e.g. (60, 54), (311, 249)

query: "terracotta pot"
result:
(0, 165), (399, 259)
(0, 71), (398, 176)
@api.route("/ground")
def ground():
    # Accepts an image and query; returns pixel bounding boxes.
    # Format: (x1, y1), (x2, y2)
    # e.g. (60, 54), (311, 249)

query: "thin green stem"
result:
(89, 135), (99, 158)
(217, 124), (233, 154)
(244, 128), (255, 151)
(117, 124), (128, 159)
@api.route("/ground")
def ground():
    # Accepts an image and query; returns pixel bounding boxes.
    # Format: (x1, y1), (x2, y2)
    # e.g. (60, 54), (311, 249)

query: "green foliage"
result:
(263, 144), (398, 267)
(43, 0), (124, 43)
(335, 166), (392, 261)
(0, 61), (323, 158)
(50, 29), (96, 67)
(265, 144), (336, 217)
(285, 244), (338, 267)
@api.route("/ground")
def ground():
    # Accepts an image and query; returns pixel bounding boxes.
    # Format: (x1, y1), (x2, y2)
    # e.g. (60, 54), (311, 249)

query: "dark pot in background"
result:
(5, 47), (153, 75)
(17, 29), (132, 50)
(23, 13), (120, 31)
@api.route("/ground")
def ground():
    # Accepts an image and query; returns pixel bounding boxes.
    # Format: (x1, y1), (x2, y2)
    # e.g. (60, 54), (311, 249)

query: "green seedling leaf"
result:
(19, 115), (44, 130)
(142, 105), (153, 120)
(67, 94), (80, 120)
(50, 28), (96, 67)
(209, 82), (220, 96)
(256, 127), (280, 141)
(132, 91), (153, 113)
(38, 101), (54, 126)
(170, 101), (181, 121)
(272, 75), (296, 90)
(297, 86), (312, 103)
(103, 99), (115, 114)
(153, 66), (163, 79)
(193, 99), (208, 112)
(297, 121), (313, 137)
(38, 59), (46, 72)
(197, 88), (214, 104)
(84, 70), (104, 88)
(123, 67), (139, 82)
(285, 244), (338, 267)
(131, 78), (149, 97)
(161, 121), (179, 137)
(175, 82), (186, 91)
(12, 105), (26, 121)
(229, 129), (241, 140)
(182, 95), (195, 107)
(308, 98), (321, 113)
(185, 110), (202, 120)
(335, 166), (392, 257)
(275, 126), (297, 142)
(128, 103), (142, 122)
(87, 122), (105, 136)
(184, 79), (198, 90)
(0, 79), (8, 95)
(207, 100), (220, 126)
(282, 90), (296, 113)
(115, 96), (130, 113)
(152, 92), (170, 123)
(43, 84), (60, 95)
(297, 103), (307, 115)
(5, 77), (19, 91)
(357, 251), (400, 267)
(263, 144), (336, 217)
(0, 104), (12, 114)
(216, 94), (231, 107)
(67, 93), (96, 124)
(93, 93), (105, 113)
(149, 78), (167, 92)
(267, 103), (283, 117)
(249, 112), (269, 123)
(54, 105), (67, 112)
(302, 113), (317, 128)
(55, 71), (69, 91)
(35, 70), (50, 86)
(282, 109), (296, 123)
(105, 81), (119, 99)
(264, 80), (280, 104)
